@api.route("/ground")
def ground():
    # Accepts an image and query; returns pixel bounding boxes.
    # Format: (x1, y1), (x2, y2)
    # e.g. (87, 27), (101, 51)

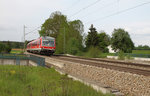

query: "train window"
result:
(49, 41), (54, 47)
(43, 40), (54, 47)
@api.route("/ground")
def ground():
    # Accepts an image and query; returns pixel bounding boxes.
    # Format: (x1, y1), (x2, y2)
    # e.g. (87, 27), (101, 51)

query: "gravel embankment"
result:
(63, 62), (150, 96)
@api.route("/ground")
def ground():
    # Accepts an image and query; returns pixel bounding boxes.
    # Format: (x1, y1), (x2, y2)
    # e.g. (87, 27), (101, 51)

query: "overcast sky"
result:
(0, 0), (150, 46)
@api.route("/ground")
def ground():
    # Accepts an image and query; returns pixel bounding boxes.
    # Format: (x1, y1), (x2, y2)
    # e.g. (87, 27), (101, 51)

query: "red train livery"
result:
(27, 36), (55, 55)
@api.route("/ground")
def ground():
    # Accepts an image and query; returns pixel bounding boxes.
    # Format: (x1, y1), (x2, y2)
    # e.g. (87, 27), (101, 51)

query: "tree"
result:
(135, 45), (150, 50)
(67, 38), (80, 55)
(6, 41), (12, 53)
(39, 11), (67, 38)
(0, 42), (12, 53)
(85, 24), (99, 48)
(111, 28), (134, 53)
(98, 31), (110, 52)
(0, 43), (5, 53)
(39, 11), (84, 54)
(5, 45), (11, 53)
(67, 20), (84, 51)
(142, 45), (149, 49)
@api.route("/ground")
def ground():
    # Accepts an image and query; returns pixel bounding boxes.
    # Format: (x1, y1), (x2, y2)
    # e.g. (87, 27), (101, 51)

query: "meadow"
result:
(10, 49), (23, 54)
(0, 65), (112, 96)
(132, 50), (150, 54)
(101, 50), (150, 58)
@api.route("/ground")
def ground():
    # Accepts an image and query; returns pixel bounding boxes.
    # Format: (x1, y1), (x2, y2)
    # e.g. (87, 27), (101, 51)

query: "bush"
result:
(103, 48), (109, 53)
(118, 51), (125, 60)
(67, 38), (82, 55)
(0, 43), (12, 53)
(5, 45), (12, 53)
(85, 47), (101, 58)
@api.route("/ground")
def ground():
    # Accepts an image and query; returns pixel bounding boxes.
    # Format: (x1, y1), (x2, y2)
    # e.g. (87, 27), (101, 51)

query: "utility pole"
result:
(23, 25), (27, 52)
(64, 27), (65, 54)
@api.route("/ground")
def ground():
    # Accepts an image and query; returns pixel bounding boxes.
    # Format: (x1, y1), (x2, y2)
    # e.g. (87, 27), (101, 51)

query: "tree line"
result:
(0, 41), (24, 53)
(38, 11), (149, 56)
(134, 45), (150, 50)
(0, 41), (24, 49)
(38, 11), (134, 55)
(85, 24), (134, 53)
(0, 41), (12, 53)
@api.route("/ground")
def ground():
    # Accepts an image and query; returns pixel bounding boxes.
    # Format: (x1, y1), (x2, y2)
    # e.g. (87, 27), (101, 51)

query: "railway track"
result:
(27, 53), (150, 76)
(51, 56), (150, 76)
(54, 55), (150, 68)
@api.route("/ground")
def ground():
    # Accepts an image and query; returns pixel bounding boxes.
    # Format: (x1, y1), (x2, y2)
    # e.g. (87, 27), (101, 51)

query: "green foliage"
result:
(39, 11), (67, 38)
(0, 43), (5, 53)
(101, 53), (115, 57)
(126, 54), (134, 60)
(132, 50), (150, 54)
(98, 31), (110, 53)
(84, 25), (112, 58)
(85, 47), (102, 58)
(0, 42), (12, 53)
(39, 11), (84, 54)
(118, 52), (135, 60)
(118, 51), (125, 60)
(11, 50), (23, 54)
(85, 24), (99, 48)
(111, 28), (134, 53)
(5, 45), (11, 53)
(85, 25), (111, 54)
(0, 41), (23, 49)
(134, 45), (150, 50)
(67, 38), (81, 55)
(0, 65), (112, 96)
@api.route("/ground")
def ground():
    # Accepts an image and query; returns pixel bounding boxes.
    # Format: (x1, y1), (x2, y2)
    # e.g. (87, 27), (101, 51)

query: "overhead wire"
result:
(25, 26), (41, 35)
(79, 0), (117, 19)
(69, 0), (102, 18)
(85, 1), (150, 24)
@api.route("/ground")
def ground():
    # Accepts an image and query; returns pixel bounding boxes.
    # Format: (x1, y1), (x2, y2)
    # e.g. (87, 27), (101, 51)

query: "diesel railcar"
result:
(27, 36), (55, 55)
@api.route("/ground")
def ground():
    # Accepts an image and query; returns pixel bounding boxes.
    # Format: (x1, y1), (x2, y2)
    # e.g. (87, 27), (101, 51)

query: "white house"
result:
(107, 45), (115, 53)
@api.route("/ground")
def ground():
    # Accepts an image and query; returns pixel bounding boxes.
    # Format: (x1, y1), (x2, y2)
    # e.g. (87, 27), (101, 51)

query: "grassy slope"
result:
(0, 65), (112, 96)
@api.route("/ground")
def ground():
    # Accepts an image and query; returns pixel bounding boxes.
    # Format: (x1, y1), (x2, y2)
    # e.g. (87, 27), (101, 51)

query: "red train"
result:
(27, 36), (56, 55)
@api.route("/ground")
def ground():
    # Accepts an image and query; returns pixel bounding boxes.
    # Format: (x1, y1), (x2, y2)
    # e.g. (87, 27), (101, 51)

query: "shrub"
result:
(85, 47), (101, 58)
(0, 43), (12, 53)
(103, 48), (109, 53)
(5, 45), (12, 53)
(118, 51), (125, 60)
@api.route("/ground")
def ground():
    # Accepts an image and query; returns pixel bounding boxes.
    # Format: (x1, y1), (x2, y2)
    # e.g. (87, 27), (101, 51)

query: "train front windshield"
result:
(42, 40), (54, 47)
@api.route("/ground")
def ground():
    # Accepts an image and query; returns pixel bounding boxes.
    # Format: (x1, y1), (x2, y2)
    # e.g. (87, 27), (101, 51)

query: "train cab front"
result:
(41, 36), (56, 55)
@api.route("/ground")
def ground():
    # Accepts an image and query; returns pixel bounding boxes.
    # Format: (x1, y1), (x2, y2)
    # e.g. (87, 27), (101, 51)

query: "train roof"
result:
(41, 36), (55, 40)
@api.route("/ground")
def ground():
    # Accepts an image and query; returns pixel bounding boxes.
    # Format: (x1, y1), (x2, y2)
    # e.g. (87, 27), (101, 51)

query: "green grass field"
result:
(0, 65), (112, 96)
(10, 49), (23, 54)
(132, 50), (150, 54)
